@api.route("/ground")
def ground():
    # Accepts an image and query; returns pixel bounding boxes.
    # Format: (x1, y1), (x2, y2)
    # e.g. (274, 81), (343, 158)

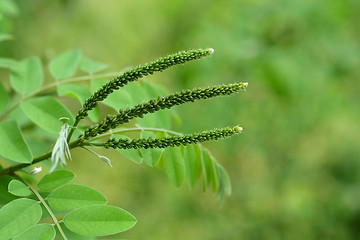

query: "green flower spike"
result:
(88, 126), (243, 149)
(76, 48), (215, 121)
(82, 82), (248, 139)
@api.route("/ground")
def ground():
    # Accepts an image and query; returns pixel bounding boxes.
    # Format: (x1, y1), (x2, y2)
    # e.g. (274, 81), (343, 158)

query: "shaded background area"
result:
(1, 0), (360, 239)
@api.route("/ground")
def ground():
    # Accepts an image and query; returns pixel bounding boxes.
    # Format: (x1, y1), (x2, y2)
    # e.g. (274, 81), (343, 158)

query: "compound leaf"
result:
(47, 184), (107, 211)
(0, 121), (32, 163)
(37, 170), (75, 192)
(49, 49), (82, 80)
(10, 56), (43, 95)
(63, 205), (136, 236)
(0, 198), (42, 239)
(20, 96), (74, 133)
(13, 224), (55, 240)
(8, 180), (31, 197)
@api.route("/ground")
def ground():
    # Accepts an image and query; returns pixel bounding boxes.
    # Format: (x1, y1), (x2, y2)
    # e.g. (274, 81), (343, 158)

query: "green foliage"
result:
(0, 5), (246, 238)
(0, 121), (32, 163)
(0, 44), (244, 239)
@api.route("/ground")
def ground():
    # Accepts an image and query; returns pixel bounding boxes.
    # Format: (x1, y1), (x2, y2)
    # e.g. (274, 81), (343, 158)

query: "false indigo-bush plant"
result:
(0, 46), (248, 239)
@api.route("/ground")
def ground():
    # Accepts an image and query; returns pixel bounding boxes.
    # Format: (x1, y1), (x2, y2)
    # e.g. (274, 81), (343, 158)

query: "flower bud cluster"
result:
(76, 49), (214, 121)
(103, 126), (242, 149)
(83, 83), (247, 139)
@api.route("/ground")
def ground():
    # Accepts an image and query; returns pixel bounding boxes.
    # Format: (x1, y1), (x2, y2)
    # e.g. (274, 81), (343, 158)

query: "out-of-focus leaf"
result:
(201, 149), (220, 192)
(80, 57), (108, 74)
(0, 198), (42, 239)
(20, 96), (74, 133)
(8, 180), (31, 197)
(13, 224), (55, 240)
(164, 147), (185, 187)
(216, 163), (232, 199)
(0, 121), (32, 163)
(47, 184), (107, 211)
(0, 0), (19, 16)
(10, 56), (43, 95)
(63, 205), (136, 236)
(0, 33), (12, 42)
(0, 82), (9, 114)
(57, 84), (99, 122)
(49, 49), (82, 80)
(37, 170), (75, 192)
(0, 57), (18, 68)
(184, 144), (202, 189)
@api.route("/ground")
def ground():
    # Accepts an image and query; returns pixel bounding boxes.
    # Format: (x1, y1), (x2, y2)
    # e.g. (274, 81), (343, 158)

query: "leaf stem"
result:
(13, 173), (68, 240)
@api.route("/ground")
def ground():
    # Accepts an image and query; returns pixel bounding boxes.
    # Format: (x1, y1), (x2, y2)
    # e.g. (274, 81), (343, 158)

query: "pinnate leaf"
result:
(37, 170), (75, 191)
(13, 224), (55, 240)
(49, 49), (82, 79)
(0, 121), (32, 163)
(0, 198), (42, 239)
(47, 184), (107, 211)
(8, 180), (31, 196)
(20, 96), (74, 133)
(10, 56), (43, 95)
(63, 205), (136, 236)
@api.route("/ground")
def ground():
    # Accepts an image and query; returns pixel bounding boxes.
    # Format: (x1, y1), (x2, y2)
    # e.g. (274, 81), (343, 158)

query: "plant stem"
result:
(13, 173), (68, 240)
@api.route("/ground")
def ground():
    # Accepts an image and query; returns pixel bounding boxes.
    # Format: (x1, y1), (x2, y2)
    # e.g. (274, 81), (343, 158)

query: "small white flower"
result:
(30, 167), (42, 175)
(50, 118), (71, 172)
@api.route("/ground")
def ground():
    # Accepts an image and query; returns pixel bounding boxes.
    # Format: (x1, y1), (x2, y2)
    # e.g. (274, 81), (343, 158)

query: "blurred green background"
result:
(1, 0), (360, 239)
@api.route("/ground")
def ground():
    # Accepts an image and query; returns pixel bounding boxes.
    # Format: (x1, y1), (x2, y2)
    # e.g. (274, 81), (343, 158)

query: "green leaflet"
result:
(20, 96), (74, 133)
(163, 147), (185, 187)
(0, 175), (17, 206)
(47, 184), (107, 211)
(0, 198), (42, 239)
(13, 224), (55, 240)
(184, 144), (202, 189)
(91, 79), (133, 110)
(49, 49), (82, 80)
(80, 57), (108, 74)
(8, 180), (31, 197)
(57, 84), (99, 122)
(63, 205), (136, 236)
(0, 121), (33, 163)
(0, 57), (18, 69)
(37, 170), (75, 192)
(10, 56), (43, 95)
(0, 82), (9, 114)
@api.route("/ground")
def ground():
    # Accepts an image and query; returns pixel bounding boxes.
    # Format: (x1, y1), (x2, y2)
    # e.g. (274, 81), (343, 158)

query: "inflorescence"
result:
(97, 126), (243, 150)
(76, 48), (215, 121)
(82, 82), (248, 139)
